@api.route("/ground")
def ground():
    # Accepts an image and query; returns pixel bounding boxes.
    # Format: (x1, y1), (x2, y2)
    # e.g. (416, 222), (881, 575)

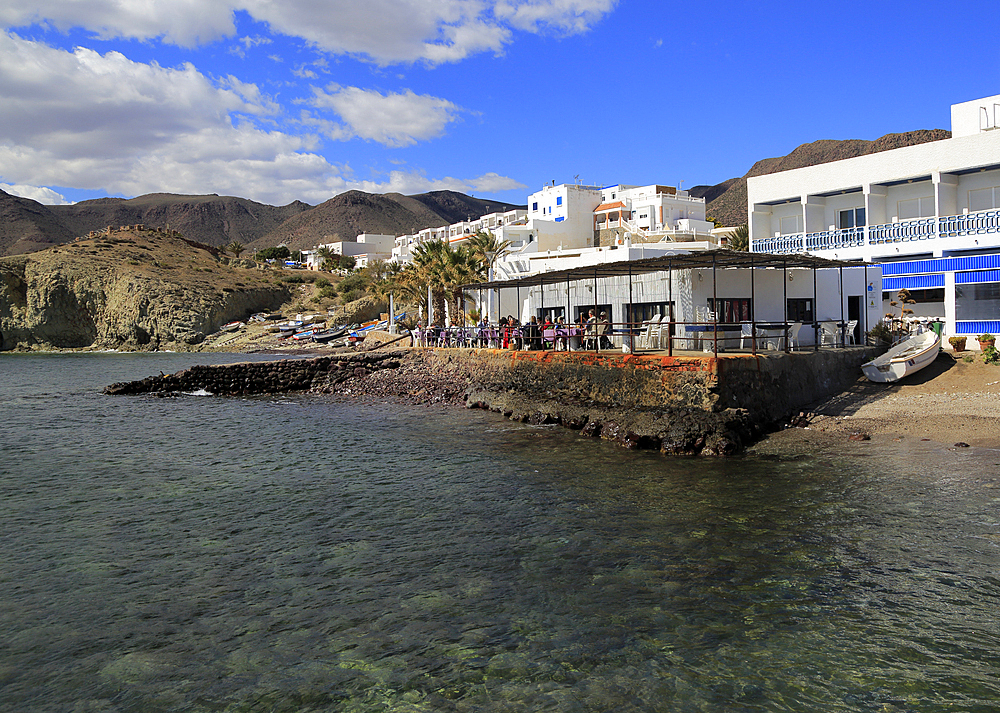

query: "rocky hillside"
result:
(0, 189), (77, 256)
(0, 228), (291, 351)
(690, 129), (952, 227)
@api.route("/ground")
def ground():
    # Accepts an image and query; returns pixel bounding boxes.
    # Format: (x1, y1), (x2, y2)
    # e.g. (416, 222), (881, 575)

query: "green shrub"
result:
(963, 354), (975, 363)
(983, 345), (999, 365)
(318, 286), (337, 299)
(340, 289), (363, 304)
(283, 275), (305, 284)
(314, 277), (331, 289)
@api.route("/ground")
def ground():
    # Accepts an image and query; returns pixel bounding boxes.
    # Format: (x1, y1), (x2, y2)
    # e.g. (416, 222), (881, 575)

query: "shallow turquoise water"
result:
(2, 353), (1000, 712)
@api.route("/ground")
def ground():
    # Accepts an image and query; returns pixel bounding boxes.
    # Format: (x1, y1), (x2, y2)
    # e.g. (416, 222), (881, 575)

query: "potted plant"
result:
(977, 333), (996, 350)
(949, 336), (967, 352)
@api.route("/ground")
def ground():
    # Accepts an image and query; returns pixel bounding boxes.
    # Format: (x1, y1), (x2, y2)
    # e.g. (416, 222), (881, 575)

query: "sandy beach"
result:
(750, 352), (1000, 456)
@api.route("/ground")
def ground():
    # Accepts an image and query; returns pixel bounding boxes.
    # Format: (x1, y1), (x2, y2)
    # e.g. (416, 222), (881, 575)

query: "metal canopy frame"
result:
(462, 249), (864, 291)
(461, 249), (866, 357)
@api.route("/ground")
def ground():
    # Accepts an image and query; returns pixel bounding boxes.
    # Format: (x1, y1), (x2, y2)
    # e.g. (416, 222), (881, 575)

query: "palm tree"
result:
(226, 240), (246, 258)
(726, 225), (749, 252)
(465, 231), (510, 277)
(316, 246), (335, 271)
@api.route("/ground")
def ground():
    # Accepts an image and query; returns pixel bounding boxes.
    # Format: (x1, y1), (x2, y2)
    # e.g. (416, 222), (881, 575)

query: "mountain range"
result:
(0, 128), (951, 257)
(0, 189), (522, 257)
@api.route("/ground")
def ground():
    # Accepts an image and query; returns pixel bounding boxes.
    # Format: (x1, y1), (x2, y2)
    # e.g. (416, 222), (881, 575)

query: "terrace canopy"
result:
(461, 248), (873, 356)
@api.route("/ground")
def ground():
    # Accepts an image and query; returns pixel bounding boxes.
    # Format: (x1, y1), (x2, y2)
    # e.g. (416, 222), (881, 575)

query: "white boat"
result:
(862, 329), (941, 383)
(220, 321), (244, 332)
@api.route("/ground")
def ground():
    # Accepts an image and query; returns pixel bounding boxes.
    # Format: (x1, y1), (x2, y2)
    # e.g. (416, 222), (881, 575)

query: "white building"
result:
(748, 93), (1000, 343)
(305, 233), (394, 269)
(595, 184), (716, 243)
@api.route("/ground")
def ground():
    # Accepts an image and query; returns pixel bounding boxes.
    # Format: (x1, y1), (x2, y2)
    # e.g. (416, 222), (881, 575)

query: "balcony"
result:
(752, 210), (1000, 255)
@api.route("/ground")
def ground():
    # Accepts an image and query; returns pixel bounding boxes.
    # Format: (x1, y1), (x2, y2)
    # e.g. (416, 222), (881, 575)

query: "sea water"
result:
(2, 352), (1000, 712)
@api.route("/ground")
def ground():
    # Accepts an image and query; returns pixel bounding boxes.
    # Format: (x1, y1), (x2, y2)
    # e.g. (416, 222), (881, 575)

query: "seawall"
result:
(105, 346), (876, 455)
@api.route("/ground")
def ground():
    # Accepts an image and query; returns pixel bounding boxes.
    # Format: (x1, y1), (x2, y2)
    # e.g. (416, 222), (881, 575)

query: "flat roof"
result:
(464, 249), (868, 290)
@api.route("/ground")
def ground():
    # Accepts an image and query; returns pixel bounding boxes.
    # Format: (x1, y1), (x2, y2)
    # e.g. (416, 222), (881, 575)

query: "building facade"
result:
(747, 93), (1000, 341)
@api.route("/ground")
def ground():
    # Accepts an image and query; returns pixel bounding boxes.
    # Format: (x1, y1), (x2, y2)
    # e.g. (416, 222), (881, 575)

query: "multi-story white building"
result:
(595, 184), (716, 243)
(748, 93), (1000, 342)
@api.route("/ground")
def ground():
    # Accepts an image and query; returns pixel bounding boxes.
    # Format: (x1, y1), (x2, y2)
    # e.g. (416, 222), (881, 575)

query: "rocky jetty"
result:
(105, 349), (776, 456)
(0, 227), (291, 351)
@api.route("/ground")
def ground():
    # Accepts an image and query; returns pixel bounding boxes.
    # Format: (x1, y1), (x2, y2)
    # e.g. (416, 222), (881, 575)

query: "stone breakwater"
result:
(105, 346), (874, 456)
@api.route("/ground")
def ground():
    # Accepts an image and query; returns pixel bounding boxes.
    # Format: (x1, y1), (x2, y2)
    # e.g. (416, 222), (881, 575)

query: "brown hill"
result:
(0, 189), (77, 256)
(690, 129), (952, 227)
(0, 227), (291, 351)
(252, 189), (524, 252)
(51, 193), (311, 250)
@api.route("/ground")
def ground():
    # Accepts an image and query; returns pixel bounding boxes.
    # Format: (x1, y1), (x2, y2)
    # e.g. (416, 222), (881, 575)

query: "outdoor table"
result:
(684, 324), (742, 351)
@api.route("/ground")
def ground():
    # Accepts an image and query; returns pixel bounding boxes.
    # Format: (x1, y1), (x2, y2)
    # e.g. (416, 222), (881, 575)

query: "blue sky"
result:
(1, 0), (998, 207)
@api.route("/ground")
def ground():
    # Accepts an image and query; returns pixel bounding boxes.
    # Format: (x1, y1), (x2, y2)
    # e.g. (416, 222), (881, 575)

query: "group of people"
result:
(415, 309), (615, 351)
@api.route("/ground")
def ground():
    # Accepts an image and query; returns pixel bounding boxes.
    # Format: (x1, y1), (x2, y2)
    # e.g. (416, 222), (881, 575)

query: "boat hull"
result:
(862, 331), (941, 383)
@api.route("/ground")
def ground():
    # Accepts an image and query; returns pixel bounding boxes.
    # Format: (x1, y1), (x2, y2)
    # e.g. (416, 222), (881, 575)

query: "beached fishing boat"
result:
(220, 321), (244, 332)
(311, 326), (348, 343)
(862, 329), (941, 383)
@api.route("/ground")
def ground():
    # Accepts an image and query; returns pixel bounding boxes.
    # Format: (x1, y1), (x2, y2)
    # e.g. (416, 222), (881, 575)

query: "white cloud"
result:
(0, 33), (277, 157)
(0, 0), (239, 48)
(1, 183), (72, 205)
(494, 0), (617, 34)
(2, 0), (616, 65)
(308, 86), (461, 147)
(351, 169), (526, 196)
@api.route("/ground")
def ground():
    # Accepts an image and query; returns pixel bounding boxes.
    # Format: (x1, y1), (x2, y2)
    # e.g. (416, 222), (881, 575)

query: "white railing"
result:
(753, 233), (806, 254)
(752, 210), (1000, 254)
(804, 226), (866, 252)
(867, 217), (936, 244)
(939, 209), (1000, 237)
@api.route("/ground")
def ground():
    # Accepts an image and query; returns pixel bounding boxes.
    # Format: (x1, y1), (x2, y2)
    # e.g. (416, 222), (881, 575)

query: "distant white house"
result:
(747, 93), (1000, 342)
(305, 233), (394, 269)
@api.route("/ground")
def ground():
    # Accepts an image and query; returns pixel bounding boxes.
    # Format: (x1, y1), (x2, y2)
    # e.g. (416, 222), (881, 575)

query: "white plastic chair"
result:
(787, 322), (804, 351)
(740, 322), (755, 349)
(819, 322), (839, 347)
(845, 320), (858, 345)
(640, 314), (661, 349)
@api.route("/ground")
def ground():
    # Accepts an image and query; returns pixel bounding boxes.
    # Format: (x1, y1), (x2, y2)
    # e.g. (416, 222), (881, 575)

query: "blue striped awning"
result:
(882, 274), (945, 290)
(955, 270), (1000, 284)
(956, 321), (1000, 335)
(881, 254), (1000, 276)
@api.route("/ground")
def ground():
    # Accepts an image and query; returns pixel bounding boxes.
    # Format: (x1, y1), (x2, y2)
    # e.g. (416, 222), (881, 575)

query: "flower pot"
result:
(979, 339), (995, 351)
(949, 337), (967, 352)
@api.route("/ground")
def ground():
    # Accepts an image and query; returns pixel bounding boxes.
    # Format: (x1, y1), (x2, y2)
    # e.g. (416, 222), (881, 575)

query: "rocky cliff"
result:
(0, 228), (291, 351)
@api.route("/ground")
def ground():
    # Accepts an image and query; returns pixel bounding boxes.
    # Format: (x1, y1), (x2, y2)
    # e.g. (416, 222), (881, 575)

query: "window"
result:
(532, 202), (538, 211)
(556, 196), (563, 206)
(786, 298), (813, 323)
(956, 283), (1000, 320)
(881, 288), (944, 303)
(537, 307), (565, 321)
(574, 304), (613, 323)
(626, 301), (672, 326)
(779, 214), (802, 235)
(707, 298), (752, 323)
(838, 207), (866, 229)
(969, 186), (1000, 212)
(897, 196), (934, 220)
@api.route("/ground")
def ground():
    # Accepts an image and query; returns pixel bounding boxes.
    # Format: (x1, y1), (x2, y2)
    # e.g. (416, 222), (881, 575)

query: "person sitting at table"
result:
(523, 316), (541, 350)
(540, 315), (554, 349)
(508, 315), (522, 349)
(598, 311), (613, 349)
(553, 316), (567, 351)
(475, 315), (489, 347)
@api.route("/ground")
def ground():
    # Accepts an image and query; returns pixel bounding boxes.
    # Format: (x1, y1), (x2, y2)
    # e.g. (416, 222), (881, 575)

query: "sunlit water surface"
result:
(2, 353), (1000, 712)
